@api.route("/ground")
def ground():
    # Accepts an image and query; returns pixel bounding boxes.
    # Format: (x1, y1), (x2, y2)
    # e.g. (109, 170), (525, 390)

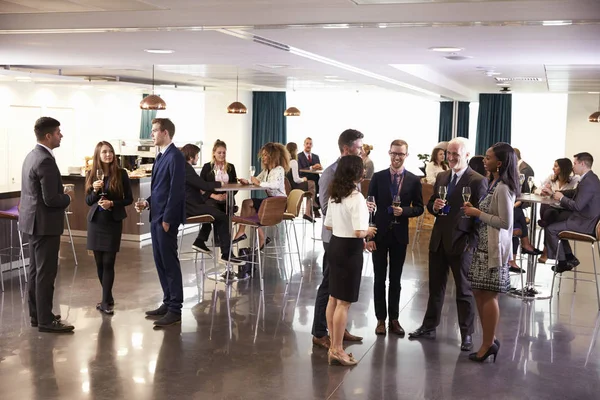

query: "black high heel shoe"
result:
(521, 247), (543, 256)
(469, 343), (499, 363)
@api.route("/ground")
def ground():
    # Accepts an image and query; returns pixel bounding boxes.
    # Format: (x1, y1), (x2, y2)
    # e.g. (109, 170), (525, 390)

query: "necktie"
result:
(308, 153), (312, 163)
(447, 173), (458, 196)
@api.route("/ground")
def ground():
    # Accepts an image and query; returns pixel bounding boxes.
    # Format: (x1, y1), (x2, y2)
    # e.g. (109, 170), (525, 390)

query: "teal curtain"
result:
(139, 94), (157, 139)
(475, 94), (512, 156)
(438, 101), (470, 141)
(251, 91), (287, 164)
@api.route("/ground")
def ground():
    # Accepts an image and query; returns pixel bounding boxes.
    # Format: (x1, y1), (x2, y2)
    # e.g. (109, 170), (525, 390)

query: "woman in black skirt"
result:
(85, 141), (133, 314)
(324, 155), (376, 366)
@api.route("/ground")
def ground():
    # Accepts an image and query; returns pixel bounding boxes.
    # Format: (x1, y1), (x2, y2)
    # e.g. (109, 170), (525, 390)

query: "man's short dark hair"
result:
(337, 129), (364, 153)
(34, 117), (60, 141)
(574, 152), (594, 168)
(152, 118), (176, 139)
(181, 144), (200, 162)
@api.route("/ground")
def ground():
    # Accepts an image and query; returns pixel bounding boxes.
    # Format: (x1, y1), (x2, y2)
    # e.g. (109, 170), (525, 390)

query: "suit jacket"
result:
(319, 159), (338, 243)
(559, 170), (600, 235)
(519, 160), (535, 194)
(185, 162), (222, 217)
(148, 143), (186, 225)
(368, 168), (424, 245)
(298, 152), (321, 177)
(19, 145), (71, 236)
(427, 167), (488, 256)
(199, 162), (237, 202)
(85, 169), (133, 222)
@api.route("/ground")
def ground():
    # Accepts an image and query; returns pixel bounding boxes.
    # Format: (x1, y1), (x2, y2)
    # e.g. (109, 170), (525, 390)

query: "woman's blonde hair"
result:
(211, 139), (229, 172)
(362, 143), (373, 156)
(260, 142), (290, 171)
(286, 142), (299, 160)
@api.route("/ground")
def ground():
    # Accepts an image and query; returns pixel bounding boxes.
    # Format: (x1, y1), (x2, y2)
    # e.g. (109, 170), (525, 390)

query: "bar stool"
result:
(0, 206), (28, 292)
(280, 189), (307, 281)
(63, 184), (78, 267)
(551, 219), (600, 309)
(231, 197), (288, 291)
(178, 215), (218, 277)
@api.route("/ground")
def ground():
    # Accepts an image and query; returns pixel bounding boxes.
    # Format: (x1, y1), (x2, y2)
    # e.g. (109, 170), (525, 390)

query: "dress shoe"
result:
(96, 303), (114, 315)
(468, 343), (499, 363)
(389, 320), (405, 337)
(192, 240), (212, 254)
(232, 234), (247, 245)
(312, 335), (331, 349)
(153, 311), (181, 327)
(375, 320), (386, 336)
(145, 304), (168, 316)
(552, 260), (574, 274)
(38, 320), (74, 333)
(521, 247), (543, 256)
(408, 326), (436, 340)
(461, 334), (474, 351)
(328, 350), (358, 366)
(566, 256), (580, 268)
(343, 329), (363, 341)
(509, 265), (526, 274)
(31, 314), (61, 328)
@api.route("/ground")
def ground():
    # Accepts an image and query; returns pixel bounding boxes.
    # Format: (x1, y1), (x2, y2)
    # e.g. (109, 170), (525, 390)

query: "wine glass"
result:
(519, 174), (525, 186)
(461, 187), (472, 219)
(136, 197), (145, 226)
(527, 176), (535, 193)
(438, 186), (448, 216)
(392, 194), (401, 224)
(63, 184), (74, 215)
(366, 195), (376, 224)
(249, 165), (256, 179)
(96, 169), (107, 197)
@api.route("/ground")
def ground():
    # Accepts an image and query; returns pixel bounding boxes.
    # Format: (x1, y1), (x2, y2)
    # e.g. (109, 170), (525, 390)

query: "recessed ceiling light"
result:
(429, 47), (464, 52)
(484, 71), (502, 76)
(588, 92), (600, 94)
(444, 55), (473, 61)
(542, 20), (572, 26)
(144, 49), (175, 54)
(497, 83), (511, 87)
(325, 78), (346, 82)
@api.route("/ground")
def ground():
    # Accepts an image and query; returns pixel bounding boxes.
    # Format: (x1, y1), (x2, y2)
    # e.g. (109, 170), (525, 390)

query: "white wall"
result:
(565, 94), (600, 170)
(286, 91), (439, 175)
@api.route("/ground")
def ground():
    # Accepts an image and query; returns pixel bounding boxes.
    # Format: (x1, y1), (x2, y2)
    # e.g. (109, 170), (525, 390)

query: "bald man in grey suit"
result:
(20, 117), (74, 333)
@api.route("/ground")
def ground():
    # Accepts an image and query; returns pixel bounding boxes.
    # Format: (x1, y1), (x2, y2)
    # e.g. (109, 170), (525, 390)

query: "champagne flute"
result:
(249, 165), (256, 179)
(438, 186), (448, 216)
(519, 174), (525, 186)
(461, 187), (472, 219)
(136, 197), (145, 226)
(527, 176), (535, 193)
(366, 195), (376, 224)
(63, 184), (74, 215)
(392, 194), (401, 224)
(96, 169), (107, 197)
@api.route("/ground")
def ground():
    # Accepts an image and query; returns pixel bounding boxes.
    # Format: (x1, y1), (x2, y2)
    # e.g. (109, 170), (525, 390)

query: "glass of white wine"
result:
(136, 197), (145, 226)
(392, 194), (401, 224)
(96, 169), (107, 197)
(63, 184), (74, 215)
(438, 186), (448, 216)
(461, 187), (472, 218)
(249, 165), (256, 180)
(527, 176), (535, 193)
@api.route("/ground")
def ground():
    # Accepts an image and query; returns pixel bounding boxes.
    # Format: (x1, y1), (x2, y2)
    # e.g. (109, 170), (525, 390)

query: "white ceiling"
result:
(0, 0), (599, 100)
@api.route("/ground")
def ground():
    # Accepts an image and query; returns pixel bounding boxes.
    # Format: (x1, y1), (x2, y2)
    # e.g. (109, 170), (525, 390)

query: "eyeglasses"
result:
(389, 152), (407, 158)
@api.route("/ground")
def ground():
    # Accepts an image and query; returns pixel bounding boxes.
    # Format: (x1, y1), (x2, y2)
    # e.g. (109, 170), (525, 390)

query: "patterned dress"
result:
(468, 185), (511, 293)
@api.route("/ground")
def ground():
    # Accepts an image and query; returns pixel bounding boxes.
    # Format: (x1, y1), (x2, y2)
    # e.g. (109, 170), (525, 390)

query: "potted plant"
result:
(417, 153), (429, 175)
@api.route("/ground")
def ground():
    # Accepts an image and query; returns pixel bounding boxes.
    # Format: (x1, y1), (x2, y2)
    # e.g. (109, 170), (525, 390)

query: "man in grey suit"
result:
(547, 152), (600, 273)
(409, 137), (488, 351)
(20, 117), (74, 332)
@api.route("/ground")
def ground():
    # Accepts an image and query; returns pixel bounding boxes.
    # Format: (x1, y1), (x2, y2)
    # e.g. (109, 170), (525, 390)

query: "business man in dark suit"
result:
(180, 143), (244, 266)
(19, 117), (74, 332)
(409, 138), (487, 351)
(367, 139), (423, 336)
(546, 152), (600, 273)
(138, 118), (186, 327)
(297, 137), (322, 214)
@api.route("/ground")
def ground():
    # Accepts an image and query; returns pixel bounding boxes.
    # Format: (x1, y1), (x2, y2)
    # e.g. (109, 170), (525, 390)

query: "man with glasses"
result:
(408, 137), (487, 351)
(366, 140), (423, 336)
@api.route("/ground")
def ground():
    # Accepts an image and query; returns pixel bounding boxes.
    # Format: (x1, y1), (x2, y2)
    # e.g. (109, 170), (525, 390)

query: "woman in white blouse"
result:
(425, 147), (448, 184)
(324, 155), (376, 366)
(235, 142), (289, 248)
(286, 142), (316, 222)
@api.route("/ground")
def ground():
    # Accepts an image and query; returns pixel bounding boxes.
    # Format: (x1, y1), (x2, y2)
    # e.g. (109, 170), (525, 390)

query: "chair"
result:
(0, 206), (28, 292)
(231, 197), (288, 291)
(412, 183), (435, 250)
(551, 219), (600, 310)
(178, 215), (218, 277)
(284, 177), (292, 196)
(280, 189), (307, 282)
(360, 179), (370, 198)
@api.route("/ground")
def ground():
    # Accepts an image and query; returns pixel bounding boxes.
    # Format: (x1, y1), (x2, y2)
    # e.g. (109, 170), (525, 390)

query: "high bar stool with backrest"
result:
(280, 189), (308, 281)
(178, 215), (218, 277)
(0, 206), (28, 292)
(551, 219), (600, 310)
(62, 184), (78, 267)
(231, 196), (288, 291)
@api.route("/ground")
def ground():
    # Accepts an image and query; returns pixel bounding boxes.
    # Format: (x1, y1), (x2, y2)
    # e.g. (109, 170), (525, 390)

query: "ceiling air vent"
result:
(495, 77), (544, 82)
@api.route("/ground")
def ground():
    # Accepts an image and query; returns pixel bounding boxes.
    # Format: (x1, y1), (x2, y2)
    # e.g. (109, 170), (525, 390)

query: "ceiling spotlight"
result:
(144, 49), (175, 54)
(429, 47), (464, 52)
(444, 54), (473, 61)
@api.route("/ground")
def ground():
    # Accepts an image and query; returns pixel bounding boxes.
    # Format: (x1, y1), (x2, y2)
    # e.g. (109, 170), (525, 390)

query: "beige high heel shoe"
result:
(328, 350), (358, 366)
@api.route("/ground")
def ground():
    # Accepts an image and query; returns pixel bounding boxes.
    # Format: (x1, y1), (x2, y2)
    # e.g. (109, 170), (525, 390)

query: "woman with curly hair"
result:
(234, 142), (290, 248)
(324, 155), (376, 366)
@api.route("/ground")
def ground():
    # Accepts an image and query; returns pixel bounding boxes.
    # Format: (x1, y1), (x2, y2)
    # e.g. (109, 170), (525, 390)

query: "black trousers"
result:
(512, 208), (529, 253)
(422, 246), (475, 336)
(311, 242), (329, 337)
(93, 251), (116, 305)
(192, 203), (231, 254)
(372, 231), (407, 321)
(306, 174), (320, 207)
(151, 221), (183, 314)
(27, 234), (61, 325)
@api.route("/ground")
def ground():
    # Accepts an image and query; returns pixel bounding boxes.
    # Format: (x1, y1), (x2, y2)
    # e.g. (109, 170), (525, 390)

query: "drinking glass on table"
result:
(438, 186), (448, 216)
(136, 197), (146, 226)
(461, 187), (471, 218)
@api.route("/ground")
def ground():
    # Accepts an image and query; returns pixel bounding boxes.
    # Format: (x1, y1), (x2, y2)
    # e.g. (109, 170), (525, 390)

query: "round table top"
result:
(215, 183), (267, 192)
(517, 193), (561, 206)
(299, 169), (324, 174)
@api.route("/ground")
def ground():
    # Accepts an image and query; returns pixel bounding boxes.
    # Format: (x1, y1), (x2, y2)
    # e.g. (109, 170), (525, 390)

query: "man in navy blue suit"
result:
(297, 137), (323, 215)
(367, 139), (424, 336)
(137, 118), (186, 327)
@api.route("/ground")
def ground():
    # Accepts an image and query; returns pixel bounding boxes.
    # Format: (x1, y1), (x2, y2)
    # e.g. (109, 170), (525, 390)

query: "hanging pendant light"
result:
(227, 73), (247, 114)
(140, 65), (166, 110)
(284, 78), (301, 116)
(589, 94), (600, 123)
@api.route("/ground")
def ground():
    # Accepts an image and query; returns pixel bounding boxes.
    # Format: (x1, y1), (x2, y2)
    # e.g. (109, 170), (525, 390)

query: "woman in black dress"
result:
(324, 155), (376, 366)
(200, 139), (238, 244)
(85, 141), (133, 314)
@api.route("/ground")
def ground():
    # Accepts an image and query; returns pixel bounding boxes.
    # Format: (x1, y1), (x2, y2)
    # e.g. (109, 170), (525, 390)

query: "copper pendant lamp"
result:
(140, 65), (166, 110)
(284, 79), (301, 116)
(589, 94), (600, 123)
(227, 74), (247, 114)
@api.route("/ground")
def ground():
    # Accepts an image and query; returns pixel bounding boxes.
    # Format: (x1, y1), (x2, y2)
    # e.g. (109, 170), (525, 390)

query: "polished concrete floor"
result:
(1, 224), (600, 400)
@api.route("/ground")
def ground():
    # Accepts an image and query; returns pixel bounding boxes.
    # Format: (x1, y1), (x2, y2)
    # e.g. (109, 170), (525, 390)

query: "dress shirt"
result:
(324, 191), (369, 238)
(37, 143), (54, 157)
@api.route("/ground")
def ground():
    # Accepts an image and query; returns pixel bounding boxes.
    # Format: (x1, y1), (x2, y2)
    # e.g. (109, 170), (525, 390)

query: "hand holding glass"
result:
(63, 185), (74, 215)
(136, 197), (146, 226)
(438, 186), (448, 216)
(461, 187), (471, 218)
